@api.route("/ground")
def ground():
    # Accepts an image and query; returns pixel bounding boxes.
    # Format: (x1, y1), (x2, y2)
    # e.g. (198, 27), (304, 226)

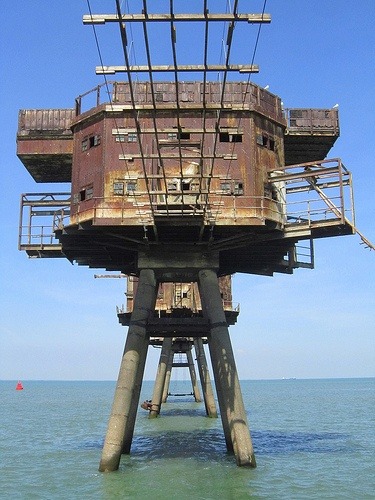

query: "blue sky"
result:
(1, 1), (374, 381)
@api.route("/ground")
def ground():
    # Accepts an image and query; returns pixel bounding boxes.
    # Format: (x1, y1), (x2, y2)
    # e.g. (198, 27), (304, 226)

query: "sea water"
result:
(1, 378), (374, 499)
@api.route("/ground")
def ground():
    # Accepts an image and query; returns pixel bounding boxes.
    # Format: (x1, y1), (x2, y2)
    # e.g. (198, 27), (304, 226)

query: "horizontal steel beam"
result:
(83, 13), (271, 24)
(97, 64), (259, 75)
(119, 153), (237, 160)
(113, 127), (243, 134)
(270, 166), (340, 183)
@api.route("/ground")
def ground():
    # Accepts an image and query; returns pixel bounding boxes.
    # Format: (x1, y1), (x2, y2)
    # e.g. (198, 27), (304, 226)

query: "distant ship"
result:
(15, 381), (24, 391)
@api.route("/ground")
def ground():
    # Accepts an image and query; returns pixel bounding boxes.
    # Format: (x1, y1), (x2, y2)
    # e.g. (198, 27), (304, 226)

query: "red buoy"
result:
(15, 381), (24, 391)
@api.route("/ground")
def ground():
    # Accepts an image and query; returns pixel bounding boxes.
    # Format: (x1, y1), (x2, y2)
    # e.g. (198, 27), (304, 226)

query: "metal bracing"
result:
(85, 0), (269, 225)
(97, 64), (259, 74)
(140, 0), (171, 219)
(83, 13), (271, 25)
(114, 0), (156, 224)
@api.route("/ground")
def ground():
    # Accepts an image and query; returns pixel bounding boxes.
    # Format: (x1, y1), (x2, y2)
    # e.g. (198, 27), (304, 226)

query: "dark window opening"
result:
(182, 292), (188, 299)
(182, 181), (190, 191)
(220, 132), (242, 143)
(89, 135), (101, 148)
(178, 132), (190, 140)
(220, 180), (244, 195)
(83, 135), (101, 151)
(234, 182), (244, 195)
(257, 133), (275, 150)
(231, 134), (242, 143)
(79, 189), (86, 201)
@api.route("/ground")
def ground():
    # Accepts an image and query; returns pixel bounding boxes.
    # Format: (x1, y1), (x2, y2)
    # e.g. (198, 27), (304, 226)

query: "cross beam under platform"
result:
(99, 262), (255, 471)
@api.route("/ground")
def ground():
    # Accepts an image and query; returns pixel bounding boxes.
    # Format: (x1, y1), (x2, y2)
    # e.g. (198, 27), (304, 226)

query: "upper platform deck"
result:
(16, 82), (339, 183)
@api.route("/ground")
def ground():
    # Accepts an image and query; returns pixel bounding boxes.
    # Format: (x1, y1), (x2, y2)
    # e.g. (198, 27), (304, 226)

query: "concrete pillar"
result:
(121, 339), (148, 454)
(194, 338), (217, 418)
(198, 269), (256, 467)
(186, 348), (202, 402)
(162, 350), (174, 403)
(99, 269), (157, 472)
(149, 337), (173, 418)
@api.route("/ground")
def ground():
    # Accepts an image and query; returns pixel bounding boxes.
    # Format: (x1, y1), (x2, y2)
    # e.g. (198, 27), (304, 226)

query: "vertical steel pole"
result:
(198, 269), (256, 467)
(99, 269), (157, 472)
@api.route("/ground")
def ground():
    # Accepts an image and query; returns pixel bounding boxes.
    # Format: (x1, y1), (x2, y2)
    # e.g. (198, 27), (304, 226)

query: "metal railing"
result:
(18, 159), (354, 256)
(284, 108), (339, 135)
(18, 193), (70, 250)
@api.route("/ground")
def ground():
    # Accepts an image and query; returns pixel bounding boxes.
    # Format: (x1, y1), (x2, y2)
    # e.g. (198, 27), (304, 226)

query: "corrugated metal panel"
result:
(18, 109), (75, 134)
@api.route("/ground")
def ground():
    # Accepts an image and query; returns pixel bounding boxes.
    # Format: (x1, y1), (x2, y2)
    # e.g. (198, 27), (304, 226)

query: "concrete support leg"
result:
(99, 269), (157, 472)
(162, 350), (174, 403)
(149, 337), (173, 418)
(121, 340), (148, 454)
(198, 269), (256, 467)
(194, 338), (217, 418)
(186, 348), (202, 402)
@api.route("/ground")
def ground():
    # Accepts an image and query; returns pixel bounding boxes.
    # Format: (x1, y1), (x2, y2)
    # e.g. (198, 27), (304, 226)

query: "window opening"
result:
(233, 182), (244, 195)
(128, 133), (137, 143)
(81, 138), (88, 151)
(89, 135), (101, 147)
(178, 132), (190, 140)
(220, 180), (244, 195)
(257, 133), (275, 150)
(86, 185), (93, 200)
(220, 181), (231, 193)
(126, 181), (137, 193)
(113, 182), (125, 195)
(220, 132), (242, 143)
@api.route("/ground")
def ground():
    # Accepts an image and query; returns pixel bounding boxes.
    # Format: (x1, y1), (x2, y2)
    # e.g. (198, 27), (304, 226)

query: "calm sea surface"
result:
(1, 378), (374, 499)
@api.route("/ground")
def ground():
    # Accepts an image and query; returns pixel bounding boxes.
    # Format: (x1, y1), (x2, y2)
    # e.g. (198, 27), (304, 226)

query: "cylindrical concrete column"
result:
(121, 336), (148, 454)
(186, 348), (202, 402)
(149, 337), (173, 418)
(162, 350), (174, 403)
(198, 269), (256, 467)
(99, 269), (157, 472)
(193, 338), (217, 418)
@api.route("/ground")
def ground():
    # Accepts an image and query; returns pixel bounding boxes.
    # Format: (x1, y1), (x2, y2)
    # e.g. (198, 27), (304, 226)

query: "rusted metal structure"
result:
(17, 2), (358, 472)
